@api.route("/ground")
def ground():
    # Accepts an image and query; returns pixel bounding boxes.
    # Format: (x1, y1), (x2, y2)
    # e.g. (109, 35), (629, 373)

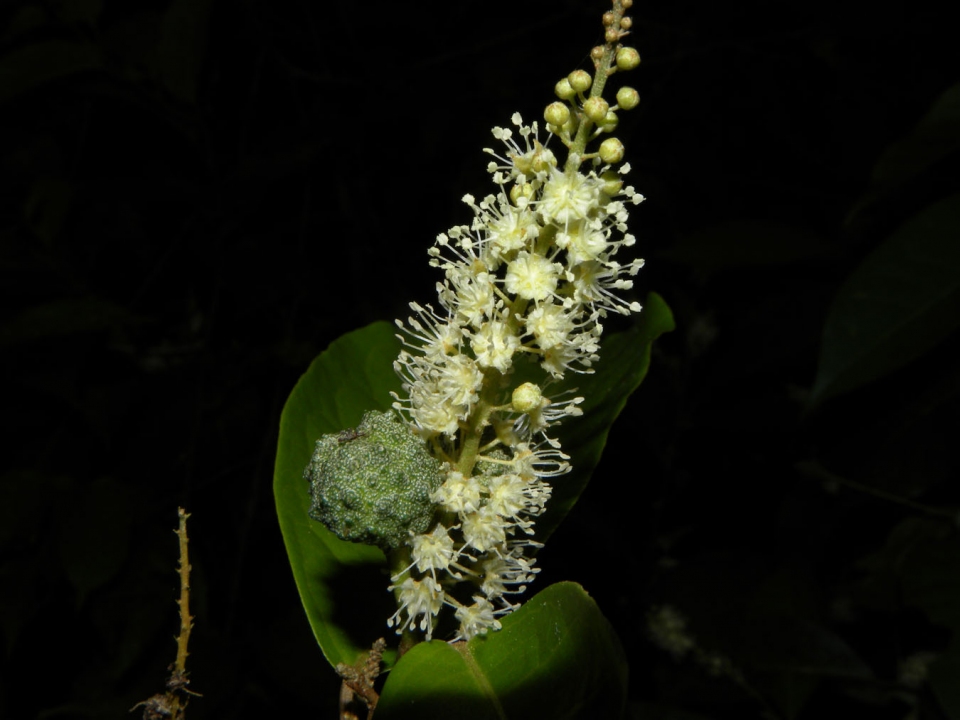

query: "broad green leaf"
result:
(870, 84), (960, 194)
(660, 220), (833, 274)
(847, 83), (960, 224)
(275, 293), (672, 669)
(810, 193), (960, 406)
(537, 291), (675, 540)
(155, 0), (214, 104)
(376, 582), (628, 720)
(0, 41), (102, 102)
(273, 322), (402, 669)
(930, 640), (960, 720)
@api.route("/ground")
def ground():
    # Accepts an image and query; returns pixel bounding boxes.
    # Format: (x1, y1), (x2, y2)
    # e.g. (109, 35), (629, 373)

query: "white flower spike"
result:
(388, 0), (645, 643)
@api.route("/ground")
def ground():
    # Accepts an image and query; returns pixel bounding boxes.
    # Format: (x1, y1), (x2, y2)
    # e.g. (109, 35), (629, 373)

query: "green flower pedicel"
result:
(306, 0), (644, 645)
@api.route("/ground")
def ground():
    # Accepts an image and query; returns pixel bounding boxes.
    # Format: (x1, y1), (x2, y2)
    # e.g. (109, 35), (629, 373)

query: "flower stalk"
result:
(382, 0), (646, 645)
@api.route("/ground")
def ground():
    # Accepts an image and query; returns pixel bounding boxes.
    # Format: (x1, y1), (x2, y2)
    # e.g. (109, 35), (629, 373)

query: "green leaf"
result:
(930, 639), (960, 720)
(870, 84), (960, 193)
(660, 220), (833, 274)
(273, 321), (402, 670)
(810, 192), (960, 406)
(537, 291), (675, 539)
(376, 582), (628, 720)
(274, 293), (672, 670)
(0, 41), (102, 103)
(155, 0), (214, 104)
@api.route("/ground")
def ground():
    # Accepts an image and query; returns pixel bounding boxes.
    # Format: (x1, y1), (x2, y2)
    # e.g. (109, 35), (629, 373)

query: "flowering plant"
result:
(274, 1), (673, 716)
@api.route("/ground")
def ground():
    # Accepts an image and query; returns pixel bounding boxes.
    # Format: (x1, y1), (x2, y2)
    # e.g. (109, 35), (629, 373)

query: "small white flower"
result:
(455, 596), (502, 641)
(462, 505), (508, 553)
(387, 577), (445, 641)
(504, 251), (561, 302)
(486, 473), (528, 519)
(539, 168), (599, 226)
(431, 470), (483, 514)
(411, 524), (458, 579)
(470, 320), (520, 372)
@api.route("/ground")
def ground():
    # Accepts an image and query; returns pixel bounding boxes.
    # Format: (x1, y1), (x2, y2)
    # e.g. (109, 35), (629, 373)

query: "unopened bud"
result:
(544, 102), (570, 127)
(598, 111), (619, 131)
(616, 47), (641, 70)
(616, 86), (640, 110)
(599, 138), (625, 164)
(512, 382), (543, 413)
(568, 70), (592, 94)
(600, 169), (623, 196)
(583, 97), (609, 123)
(510, 182), (535, 205)
(554, 78), (576, 100)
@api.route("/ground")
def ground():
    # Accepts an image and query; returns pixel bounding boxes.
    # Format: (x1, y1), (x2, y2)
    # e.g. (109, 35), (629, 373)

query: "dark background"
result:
(2, 0), (958, 718)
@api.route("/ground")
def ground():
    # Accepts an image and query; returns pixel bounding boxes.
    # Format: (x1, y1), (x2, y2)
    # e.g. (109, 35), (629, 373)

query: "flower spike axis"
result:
(386, 0), (646, 643)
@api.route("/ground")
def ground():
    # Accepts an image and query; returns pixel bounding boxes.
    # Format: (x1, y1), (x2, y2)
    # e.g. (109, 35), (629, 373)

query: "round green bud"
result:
(598, 110), (619, 132)
(305, 410), (443, 551)
(599, 138), (625, 164)
(554, 78), (576, 100)
(616, 47), (641, 71)
(616, 86), (640, 110)
(600, 169), (623, 196)
(582, 97), (609, 124)
(544, 102), (570, 127)
(567, 70), (592, 94)
(512, 382), (543, 414)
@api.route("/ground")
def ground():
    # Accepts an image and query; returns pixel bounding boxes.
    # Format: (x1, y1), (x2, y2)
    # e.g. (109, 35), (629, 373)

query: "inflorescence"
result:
(388, 0), (644, 643)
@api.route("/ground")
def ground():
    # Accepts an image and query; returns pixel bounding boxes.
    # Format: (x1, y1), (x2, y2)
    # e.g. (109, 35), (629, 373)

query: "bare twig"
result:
(337, 638), (387, 720)
(131, 508), (201, 719)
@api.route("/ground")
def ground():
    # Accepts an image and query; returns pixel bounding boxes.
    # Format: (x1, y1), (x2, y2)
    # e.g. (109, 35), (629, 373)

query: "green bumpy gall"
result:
(305, 410), (444, 551)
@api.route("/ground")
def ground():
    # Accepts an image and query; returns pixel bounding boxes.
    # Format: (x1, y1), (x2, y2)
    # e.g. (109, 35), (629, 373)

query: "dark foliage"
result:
(1, 0), (957, 717)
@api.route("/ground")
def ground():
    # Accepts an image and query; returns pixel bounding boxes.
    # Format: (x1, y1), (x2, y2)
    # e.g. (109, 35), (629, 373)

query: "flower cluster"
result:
(388, 1), (644, 642)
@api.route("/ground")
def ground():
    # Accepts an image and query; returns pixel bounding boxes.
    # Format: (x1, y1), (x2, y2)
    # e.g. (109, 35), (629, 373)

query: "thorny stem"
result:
(130, 508), (200, 720)
(174, 508), (195, 677)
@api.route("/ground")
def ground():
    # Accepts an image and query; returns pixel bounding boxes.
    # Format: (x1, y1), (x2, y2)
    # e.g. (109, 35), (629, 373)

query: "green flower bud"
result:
(616, 86), (640, 110)
(598, 110), (619, 132)
(544, 101), (570, 127)
(582, 97), (609, 123)
(567, 70), (592, 94)
(510, 182), (535, 205)
(600, 169), (623, 196)
(554, 78), (576, 100)
(305, 410), (443, 551)
(512, 382), (543, 413)
(599, 138), (625, 164)
(616, 47), (641, 71)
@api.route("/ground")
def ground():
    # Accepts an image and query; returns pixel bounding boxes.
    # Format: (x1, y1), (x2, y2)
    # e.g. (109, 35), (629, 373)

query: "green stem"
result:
(568, 0), (626, 165)
(457, 371), (501, 477)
